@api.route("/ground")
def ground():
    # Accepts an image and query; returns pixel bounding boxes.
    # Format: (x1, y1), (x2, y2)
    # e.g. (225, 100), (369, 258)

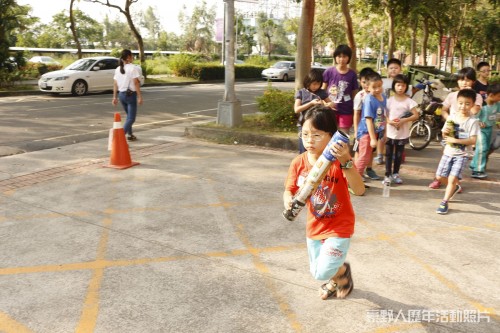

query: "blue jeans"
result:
(118, 91), (137, 136)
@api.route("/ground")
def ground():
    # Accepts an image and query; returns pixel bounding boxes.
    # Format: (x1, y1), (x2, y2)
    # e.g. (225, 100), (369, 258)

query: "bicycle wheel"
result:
(409, 121), (432, 150)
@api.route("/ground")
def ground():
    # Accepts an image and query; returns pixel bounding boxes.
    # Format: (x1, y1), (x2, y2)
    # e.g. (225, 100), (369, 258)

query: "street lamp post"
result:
(217, 0), (242, 127)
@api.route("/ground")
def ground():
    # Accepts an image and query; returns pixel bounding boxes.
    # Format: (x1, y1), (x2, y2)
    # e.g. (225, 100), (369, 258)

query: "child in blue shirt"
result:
(355, 72), (387, 178)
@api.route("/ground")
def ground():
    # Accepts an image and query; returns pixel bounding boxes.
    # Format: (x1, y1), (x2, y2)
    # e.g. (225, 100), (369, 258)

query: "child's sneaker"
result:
(365, 168), (380, 180)
(392, 173), (403, 184)
(374, 155), (384, 165)
(428, 179), (441, 189)
(436, 201), (449, 214)
(381, 176), (392, 185)
(472, 172), (487, 179)
(450, 184), (462, 201)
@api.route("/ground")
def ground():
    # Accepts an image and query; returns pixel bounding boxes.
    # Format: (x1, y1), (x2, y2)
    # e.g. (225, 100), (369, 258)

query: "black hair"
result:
(487, 83), (500, 95)
(359, 67), (376, 79)
(300, 105), (338, 135)
(456, 67), (476, 81)
(476, 62), (490, 71)
(333, 44), (352, 64)
(119, 49), (132, 74)
(303, 68), (324, 90)
(386, 58), (402, 68)
(391, 74), (409, 92)
(457, 89), (476, 102)
(365, 71), (382, 83)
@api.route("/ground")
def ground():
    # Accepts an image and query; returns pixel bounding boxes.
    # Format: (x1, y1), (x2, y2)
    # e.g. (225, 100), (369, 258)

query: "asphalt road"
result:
(0, 80), (293, 155)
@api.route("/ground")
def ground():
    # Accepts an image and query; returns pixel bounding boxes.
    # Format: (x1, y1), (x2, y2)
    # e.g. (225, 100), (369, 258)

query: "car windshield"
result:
(272, 62), (291, 69)
(66, 59), (97, 71)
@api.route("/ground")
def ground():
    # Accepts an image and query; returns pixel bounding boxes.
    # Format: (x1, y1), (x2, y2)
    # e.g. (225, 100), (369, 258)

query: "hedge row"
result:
(192, 64), (267, 81)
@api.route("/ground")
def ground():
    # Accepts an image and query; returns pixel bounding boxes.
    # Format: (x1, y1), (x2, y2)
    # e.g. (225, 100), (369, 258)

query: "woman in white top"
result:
(112, 49), (143, 141)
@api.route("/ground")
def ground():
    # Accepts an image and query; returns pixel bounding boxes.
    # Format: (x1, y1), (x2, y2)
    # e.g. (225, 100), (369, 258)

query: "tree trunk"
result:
(295, 0), (314, 90)
(421, 17), (429, 66)
(410, 17), (417, 65)
(385, 7), (395, 59)
(69, 0), (82, 59)
(123, 10), (144, 66)
(341, 0), (356, 72)
(265, 34), (271, 60)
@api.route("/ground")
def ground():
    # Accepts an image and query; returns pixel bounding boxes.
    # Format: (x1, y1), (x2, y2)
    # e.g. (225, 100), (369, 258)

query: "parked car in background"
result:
(312, 62), (326, 68)
(262, 61), (296, 82)
(28, 56), (60, 65)
(262, 61), (326, 82)
(38, 56), (144, 96)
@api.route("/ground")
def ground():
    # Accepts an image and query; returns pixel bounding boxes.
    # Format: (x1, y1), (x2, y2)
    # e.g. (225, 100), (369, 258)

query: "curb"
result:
(184, 126), (298, 151)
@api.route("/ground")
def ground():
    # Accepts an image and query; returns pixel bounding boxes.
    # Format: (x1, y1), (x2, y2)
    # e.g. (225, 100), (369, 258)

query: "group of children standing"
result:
(285, 45), (498, 300)
(294, 46), (419, 188)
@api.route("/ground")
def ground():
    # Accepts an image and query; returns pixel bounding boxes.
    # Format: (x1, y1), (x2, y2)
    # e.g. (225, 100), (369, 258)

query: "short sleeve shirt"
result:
(284, 153), (355, 239)
(357, 94), (387, 139)
(322, 67), (359, 115)
(113, 63), (140, 92)
(295, 88), (329, 124)
(443, 91), (483, 117)
(386, 96), (418, 139)
(442, 115), (480, 157)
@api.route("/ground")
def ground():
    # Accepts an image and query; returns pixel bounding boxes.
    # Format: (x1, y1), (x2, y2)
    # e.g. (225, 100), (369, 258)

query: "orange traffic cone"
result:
(104, 112), (139, 169)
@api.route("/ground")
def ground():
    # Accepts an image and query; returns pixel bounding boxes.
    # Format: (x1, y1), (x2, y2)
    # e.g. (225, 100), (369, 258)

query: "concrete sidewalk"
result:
(0, 123), (499, 333)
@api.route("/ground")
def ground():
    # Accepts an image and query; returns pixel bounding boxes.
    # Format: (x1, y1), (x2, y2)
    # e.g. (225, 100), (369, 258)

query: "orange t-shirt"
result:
(284, 153), (355, 240)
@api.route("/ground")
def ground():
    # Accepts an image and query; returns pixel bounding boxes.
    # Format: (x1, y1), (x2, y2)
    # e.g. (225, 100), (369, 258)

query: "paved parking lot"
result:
(0, 123), (499, 333)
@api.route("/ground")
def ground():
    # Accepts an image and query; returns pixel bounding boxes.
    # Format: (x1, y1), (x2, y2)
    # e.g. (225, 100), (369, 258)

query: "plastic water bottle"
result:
(382, 179), (391, 198)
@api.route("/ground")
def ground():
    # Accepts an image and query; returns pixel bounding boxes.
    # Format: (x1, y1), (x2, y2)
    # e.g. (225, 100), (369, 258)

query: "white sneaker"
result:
(382, 176), (392, 185)
(392, 173), (403, 184)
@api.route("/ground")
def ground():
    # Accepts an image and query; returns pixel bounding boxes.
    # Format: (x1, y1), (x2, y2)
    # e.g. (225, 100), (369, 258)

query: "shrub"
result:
(0, 69), (20, 88)
(245, 55), (270, 67)
(167, 53), (198, 77)
(256, 85), (296, 131)
(191, 64), (266, 80)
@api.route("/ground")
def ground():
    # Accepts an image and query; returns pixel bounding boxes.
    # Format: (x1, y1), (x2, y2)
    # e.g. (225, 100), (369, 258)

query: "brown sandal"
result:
(319, 280), (338, 300)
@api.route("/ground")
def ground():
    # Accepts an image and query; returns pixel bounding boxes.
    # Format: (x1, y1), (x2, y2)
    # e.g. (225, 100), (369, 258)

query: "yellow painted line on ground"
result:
(75, 217), (112, 333)
(0, 244), (305, 277)
(357, 216), (497, 317)
(0, 311), (34, 333)
(235, 223), (304, 332)
(372, 322), (424, 333)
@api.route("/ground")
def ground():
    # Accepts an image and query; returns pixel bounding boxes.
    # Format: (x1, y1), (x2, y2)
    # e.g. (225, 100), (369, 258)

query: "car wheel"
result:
(282, 74), (289, 82)
(72, 80), (88, 96)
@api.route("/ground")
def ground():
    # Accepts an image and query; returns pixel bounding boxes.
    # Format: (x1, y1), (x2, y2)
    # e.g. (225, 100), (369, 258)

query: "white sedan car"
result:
(262, 61), (296, 82)
(38, 56), (144, 96)
(29, 56), (60, 65)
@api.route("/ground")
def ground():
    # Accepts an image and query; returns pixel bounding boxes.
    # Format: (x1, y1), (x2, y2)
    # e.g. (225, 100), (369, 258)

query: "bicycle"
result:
(408, 79), (448, 150)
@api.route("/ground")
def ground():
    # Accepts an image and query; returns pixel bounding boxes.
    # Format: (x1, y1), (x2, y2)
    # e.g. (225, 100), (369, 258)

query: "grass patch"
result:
(145, 76), (198, 84)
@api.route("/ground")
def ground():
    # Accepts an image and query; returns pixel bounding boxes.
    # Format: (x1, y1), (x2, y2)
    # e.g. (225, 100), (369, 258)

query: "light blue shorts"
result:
(306, 237), (350, 281)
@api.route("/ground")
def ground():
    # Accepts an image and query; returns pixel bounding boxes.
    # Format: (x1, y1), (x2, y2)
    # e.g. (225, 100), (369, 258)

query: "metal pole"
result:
(224, 0), (236, 102)
(217, 0), (242, 127)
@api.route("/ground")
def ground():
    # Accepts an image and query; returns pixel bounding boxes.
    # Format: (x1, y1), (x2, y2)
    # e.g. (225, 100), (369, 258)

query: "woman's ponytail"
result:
(119, 49), (132, 74)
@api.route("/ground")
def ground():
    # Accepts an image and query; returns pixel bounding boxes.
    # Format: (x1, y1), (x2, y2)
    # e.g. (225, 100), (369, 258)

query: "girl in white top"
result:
(112, 49), (143, 141)
(384, 74), (419, 184)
